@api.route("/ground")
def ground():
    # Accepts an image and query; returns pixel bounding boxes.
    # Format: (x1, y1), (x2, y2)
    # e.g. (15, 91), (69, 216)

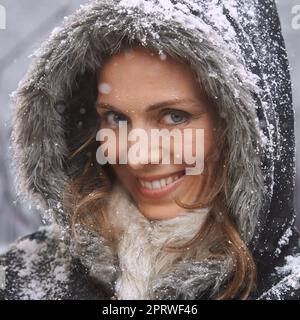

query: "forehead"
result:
(97, 47), (201, 112)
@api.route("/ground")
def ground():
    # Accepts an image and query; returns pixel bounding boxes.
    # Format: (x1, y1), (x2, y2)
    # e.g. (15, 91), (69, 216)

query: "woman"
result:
(1, 0), (299, 300)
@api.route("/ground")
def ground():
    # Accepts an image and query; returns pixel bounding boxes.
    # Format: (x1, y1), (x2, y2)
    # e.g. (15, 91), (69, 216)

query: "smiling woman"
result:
(1, 0), (299, 301)
(65, 40), (258, 298)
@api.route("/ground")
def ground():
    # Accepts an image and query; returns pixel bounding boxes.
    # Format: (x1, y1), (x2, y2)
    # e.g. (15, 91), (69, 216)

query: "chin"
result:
(137, 203), (182, 220)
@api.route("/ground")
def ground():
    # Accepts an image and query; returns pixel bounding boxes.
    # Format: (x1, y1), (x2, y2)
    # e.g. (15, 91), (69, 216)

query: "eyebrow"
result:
(97, 98), (199, 113)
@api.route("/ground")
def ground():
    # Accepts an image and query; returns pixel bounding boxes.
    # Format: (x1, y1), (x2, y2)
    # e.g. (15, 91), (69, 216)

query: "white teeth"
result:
(152, 181), (161, 189)
(140, 173), (184, 190)
(166, 177), (173, 185)
(145, 181), (153, 189)
(160, 178), (166, 187)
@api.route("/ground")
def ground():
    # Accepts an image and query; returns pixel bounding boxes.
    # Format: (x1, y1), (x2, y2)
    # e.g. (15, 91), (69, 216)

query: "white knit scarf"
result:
(106, 182), (210, 299)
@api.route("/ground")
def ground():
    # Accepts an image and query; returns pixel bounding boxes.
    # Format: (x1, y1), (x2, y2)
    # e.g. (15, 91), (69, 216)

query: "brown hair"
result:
(62, 55), (256, 300)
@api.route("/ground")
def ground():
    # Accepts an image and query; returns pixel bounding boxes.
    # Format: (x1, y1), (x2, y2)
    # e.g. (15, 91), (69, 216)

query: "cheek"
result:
(183, 115), (217, 161)
(110, 164), (129, 184)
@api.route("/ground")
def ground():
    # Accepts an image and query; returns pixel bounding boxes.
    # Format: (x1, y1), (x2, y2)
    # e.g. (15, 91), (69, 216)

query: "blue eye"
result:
(103, 111), (127, 128)
(161, 110), (190, 125)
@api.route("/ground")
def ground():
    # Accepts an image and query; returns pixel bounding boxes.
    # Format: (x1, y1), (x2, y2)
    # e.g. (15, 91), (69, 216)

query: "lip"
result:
(135, 170), (186, 199)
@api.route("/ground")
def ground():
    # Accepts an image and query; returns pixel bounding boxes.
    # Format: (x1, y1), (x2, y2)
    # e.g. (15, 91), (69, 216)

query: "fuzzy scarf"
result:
(99, 182), (230, 299)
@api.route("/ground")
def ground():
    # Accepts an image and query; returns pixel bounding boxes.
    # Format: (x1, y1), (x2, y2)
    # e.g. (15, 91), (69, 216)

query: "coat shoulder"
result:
(0, 224), (73, 299)
(257, 252), (300, 300)
(0, 224), (114, 300)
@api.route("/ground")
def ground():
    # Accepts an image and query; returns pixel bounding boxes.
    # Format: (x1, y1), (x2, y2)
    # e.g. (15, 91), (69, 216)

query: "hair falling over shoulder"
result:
(62, 115), (256, 300)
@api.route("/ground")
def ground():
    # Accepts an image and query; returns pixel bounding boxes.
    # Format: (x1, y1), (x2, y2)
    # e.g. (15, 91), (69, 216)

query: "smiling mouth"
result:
(136, 170), (186, 198)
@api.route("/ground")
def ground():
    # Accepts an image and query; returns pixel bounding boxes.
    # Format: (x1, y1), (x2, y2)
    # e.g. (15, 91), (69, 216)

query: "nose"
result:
(126, 126), (161, 171)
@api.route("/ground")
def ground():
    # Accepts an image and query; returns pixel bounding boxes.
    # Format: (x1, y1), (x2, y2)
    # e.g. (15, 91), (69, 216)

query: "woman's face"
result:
(96, 47), (218, 220)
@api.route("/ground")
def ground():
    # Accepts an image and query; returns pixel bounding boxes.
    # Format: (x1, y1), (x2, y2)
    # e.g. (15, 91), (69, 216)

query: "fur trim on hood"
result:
(11, 0), (265, 241)
(5, 0), (299, 299)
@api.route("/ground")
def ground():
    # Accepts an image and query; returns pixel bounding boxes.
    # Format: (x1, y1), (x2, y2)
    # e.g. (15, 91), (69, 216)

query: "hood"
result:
(9, 0), (298, 298)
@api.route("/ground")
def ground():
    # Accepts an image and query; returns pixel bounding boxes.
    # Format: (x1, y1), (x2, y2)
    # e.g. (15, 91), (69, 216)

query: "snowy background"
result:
(0, 0), (299, 253)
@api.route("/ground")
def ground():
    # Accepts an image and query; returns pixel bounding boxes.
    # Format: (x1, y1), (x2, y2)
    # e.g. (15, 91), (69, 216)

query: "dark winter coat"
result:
(0, 0), (299, 300)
